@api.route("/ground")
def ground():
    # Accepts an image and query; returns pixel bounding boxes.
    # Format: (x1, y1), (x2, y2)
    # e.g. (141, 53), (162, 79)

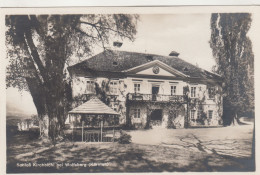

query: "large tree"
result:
(6, 14), (139, 141)
(210, 13), (254, 125)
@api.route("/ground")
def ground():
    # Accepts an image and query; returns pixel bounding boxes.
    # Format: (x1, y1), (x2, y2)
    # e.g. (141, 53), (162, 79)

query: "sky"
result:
(6, 13), (258, 117)
(118, 14), (215, 71)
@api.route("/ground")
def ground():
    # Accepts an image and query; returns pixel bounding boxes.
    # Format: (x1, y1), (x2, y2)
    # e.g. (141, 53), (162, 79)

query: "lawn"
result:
(6, 123), (254, 173)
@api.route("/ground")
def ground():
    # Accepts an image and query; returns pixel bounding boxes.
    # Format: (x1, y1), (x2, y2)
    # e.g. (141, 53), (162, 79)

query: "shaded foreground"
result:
(7, 124), (254, 173)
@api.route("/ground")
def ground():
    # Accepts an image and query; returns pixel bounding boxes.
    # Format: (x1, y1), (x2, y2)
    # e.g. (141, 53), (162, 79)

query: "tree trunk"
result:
(25, 77), (49, 138)
(145, 107), (152, 129)
(39, 114), (49, 137)
(251, 121), (255, 170)
(49, 115), (61, 142)
(46, 96), (65, 142)
(45, 80), (66, 142)
(125, 98), (132, 128)
(184, 103), (189, 128)
(230, 112), (240, 126)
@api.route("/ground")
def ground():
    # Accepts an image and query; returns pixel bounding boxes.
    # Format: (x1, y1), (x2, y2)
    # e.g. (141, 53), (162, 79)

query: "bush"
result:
(118, 130), (132, 144)
(167, 122), (176, 129)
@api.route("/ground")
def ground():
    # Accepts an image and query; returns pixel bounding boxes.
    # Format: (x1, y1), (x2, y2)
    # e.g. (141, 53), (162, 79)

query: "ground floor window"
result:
(190, 110), (196, 119)
(133, 109), (141, 118)
(208, 110), (213, 119)
(197, 108), (202, 119)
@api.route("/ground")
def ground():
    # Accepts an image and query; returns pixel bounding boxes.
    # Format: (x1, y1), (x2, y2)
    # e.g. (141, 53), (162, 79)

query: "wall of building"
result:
(187, 83), (223, 127)
(70, 74), (223, 128)
(125, 77), (186, 95)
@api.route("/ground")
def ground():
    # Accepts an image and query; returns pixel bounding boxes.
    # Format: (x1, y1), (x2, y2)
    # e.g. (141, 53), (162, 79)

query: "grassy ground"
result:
(6, 124), (254, 173)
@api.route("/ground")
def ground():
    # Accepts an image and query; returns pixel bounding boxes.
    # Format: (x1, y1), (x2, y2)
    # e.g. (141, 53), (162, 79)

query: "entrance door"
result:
(152, 86), (159, 101)
(150, 109), (163, 126)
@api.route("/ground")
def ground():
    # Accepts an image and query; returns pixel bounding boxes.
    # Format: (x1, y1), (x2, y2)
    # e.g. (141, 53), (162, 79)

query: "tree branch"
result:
(75, 27), (99, 40)
(92, 24), (106, 50)
(24, 27), (47, 82)
(29, 15), (46, 41)
(95, 25), (133, 41)
(80, 21), (132, 39)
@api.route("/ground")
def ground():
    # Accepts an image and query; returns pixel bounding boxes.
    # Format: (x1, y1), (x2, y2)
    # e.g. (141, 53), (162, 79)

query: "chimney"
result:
(169, 51), (180, 57)
(113, 41), (123, 48)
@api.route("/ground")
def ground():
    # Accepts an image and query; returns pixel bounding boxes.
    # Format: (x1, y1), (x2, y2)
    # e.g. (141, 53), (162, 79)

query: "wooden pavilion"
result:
(68, 97), (120, 142)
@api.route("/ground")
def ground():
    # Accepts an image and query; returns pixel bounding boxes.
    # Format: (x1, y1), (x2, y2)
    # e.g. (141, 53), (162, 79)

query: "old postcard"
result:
(1, 6), (259, 175)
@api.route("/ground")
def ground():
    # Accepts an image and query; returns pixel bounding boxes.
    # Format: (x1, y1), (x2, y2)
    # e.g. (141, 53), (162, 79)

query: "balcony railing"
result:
(127, 93), (185, 103)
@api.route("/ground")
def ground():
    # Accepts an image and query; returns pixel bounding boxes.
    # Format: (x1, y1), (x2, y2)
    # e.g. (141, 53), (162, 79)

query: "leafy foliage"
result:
(118, 130), (132, 144)
(210, 13), (254, 125)
(6, 14), (139, 140)
(167, 103), (184, 129)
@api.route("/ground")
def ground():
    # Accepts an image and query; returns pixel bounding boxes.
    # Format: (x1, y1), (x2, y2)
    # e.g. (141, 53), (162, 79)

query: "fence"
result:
(71, 128), (120, 142)
(128, 93), (185, 103)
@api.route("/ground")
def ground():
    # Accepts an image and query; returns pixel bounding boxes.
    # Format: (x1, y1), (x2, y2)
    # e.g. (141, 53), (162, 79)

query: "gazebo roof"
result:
(68, 97), (120, 115)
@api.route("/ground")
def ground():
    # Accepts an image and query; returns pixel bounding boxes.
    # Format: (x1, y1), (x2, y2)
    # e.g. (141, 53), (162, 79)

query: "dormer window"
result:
(113, 61), (118, 66)
(146, 55), (153, 62)
(183, 67), (189, 72)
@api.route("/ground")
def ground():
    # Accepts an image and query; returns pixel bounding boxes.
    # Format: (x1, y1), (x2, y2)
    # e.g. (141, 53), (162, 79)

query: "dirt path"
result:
(128, 124), (254, 159)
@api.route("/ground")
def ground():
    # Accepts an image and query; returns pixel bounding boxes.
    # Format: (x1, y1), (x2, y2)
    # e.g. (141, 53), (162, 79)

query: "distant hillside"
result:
(6, 103), (34, 120)
(6, 117), (22, 126)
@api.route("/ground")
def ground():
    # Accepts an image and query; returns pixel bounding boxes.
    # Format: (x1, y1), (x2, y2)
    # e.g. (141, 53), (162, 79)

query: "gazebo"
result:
(68, 97), (120, 142)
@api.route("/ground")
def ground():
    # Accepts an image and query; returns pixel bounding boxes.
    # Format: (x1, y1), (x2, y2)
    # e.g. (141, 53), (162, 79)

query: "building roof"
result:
(68, 97), (119, 115)
(68, 49), (221, 80)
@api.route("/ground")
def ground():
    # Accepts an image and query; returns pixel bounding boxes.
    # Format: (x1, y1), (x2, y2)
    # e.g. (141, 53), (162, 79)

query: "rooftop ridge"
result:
(70, 49), (200, 70)
(67, 49), (222, 80)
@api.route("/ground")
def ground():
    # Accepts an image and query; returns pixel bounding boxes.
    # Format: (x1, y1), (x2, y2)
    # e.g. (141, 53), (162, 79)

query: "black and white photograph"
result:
(2, 6), (259, 174)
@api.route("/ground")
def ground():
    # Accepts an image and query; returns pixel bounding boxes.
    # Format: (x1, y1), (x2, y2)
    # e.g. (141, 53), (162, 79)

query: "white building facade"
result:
(68, 50), (223, 129)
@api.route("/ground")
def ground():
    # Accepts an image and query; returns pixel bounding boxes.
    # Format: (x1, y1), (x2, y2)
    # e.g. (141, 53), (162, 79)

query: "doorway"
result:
(152, 86), (159, 101)
(150, 109), (163, 126)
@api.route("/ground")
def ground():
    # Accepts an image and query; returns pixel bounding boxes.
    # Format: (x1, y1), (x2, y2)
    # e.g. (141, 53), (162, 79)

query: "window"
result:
(171, 85), (177, 95)
(190, 110), (196, 120)
(113, 61), (118, 66)
(197, 107), (202, 119)
(191, 87), (196, 98)
(109, 81), (118, 95)
(183, 67), (189, 72)
(133, 109), (141, 118)
(208, 110), (213, 119)
(208, 87), (215, 99)
(146, 55), (153, 62)
(134, 83), (140, 93)
(86, 80), (95, 93)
